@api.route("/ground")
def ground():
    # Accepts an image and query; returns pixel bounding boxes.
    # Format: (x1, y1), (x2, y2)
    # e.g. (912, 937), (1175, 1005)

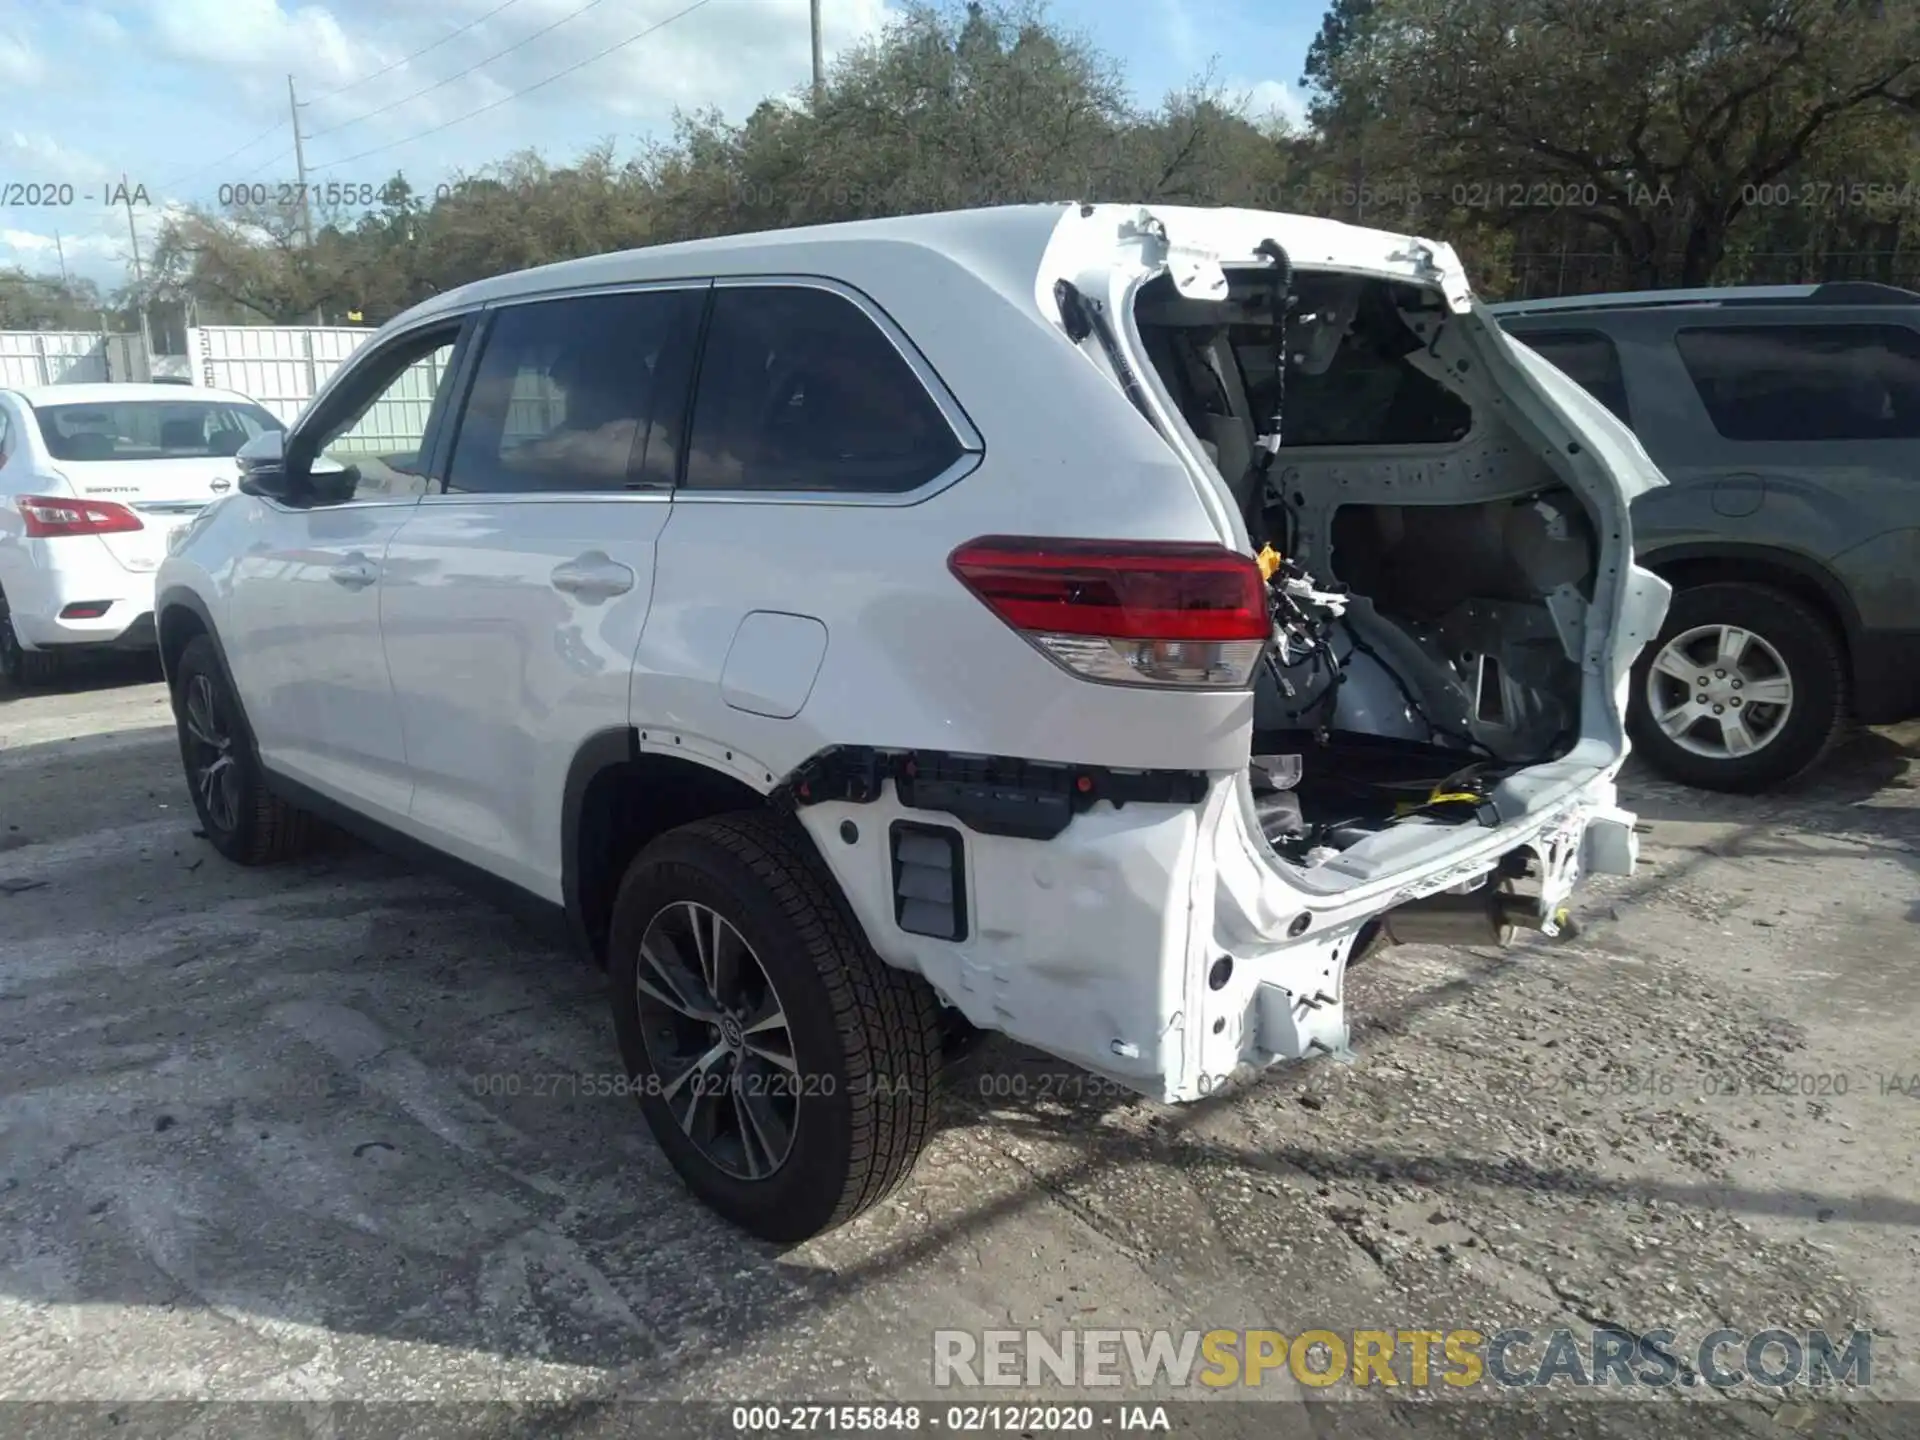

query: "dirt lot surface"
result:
(3, 658), (1918, 1437)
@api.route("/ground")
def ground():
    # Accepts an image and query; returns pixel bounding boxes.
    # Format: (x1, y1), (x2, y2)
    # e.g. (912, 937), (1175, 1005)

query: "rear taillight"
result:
(18, 495), (144, 538)
(948, 535), (1269, 688)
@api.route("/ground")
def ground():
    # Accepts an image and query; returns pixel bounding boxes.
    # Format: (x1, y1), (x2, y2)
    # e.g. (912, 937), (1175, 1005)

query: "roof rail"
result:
(1487, 281), (1920, 316)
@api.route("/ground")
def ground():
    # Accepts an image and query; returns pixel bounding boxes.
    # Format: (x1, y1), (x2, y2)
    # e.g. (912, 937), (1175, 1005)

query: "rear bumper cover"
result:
(796, 764), (1636, 1104)
(7, 544), (159, 650)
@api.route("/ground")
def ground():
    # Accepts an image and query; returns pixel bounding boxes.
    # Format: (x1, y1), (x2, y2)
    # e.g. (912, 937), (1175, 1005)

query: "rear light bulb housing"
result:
(18, 495), (145, 538)
(948, 536), (1270, 690)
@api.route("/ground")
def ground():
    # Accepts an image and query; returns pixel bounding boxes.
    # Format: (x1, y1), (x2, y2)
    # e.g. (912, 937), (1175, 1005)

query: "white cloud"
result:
(2, 131), (116, 183)
(137, 0), (359, 80)
(1225, 77), (1309, 129)
(0, 22), (43, 86)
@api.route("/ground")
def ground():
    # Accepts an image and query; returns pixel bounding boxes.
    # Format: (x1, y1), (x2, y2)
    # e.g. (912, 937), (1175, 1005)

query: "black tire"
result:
(171, 633), (313, 864)
(0, 590), (61, 688)
(1628, 582), (1845, 794)
(608, 812), (943, 1242)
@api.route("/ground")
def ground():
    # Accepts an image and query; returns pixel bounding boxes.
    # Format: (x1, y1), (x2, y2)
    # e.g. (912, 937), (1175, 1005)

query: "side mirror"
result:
(236, 429), (300, 501)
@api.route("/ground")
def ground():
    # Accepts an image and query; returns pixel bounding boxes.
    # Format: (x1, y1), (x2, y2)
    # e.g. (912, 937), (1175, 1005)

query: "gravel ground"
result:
(2, 656), (1918, 1437)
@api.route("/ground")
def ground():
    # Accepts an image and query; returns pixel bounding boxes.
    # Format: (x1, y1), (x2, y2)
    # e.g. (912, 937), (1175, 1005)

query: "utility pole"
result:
(809, 0), (824, 106)
(289, 74), (323, 325)
(122, 177), (154, 368)
(53, 231), (69, 288)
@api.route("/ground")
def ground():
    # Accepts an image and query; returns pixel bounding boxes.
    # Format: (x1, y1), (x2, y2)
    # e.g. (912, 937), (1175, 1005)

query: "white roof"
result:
(400, 201), (1469, 330)
(8, 382), (262, 407)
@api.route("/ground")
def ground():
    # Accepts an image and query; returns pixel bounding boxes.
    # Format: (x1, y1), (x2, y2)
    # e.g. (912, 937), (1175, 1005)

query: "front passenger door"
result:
(224, 321), (468, 822)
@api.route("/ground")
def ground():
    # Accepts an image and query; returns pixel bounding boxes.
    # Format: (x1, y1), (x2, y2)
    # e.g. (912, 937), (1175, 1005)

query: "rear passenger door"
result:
(378, 283), (706, 898)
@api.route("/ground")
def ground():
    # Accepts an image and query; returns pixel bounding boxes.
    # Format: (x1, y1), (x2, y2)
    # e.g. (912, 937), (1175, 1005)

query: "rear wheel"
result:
(1628, 582), (1845, 794)
(0, 591), (60, 688)
(608, 812), (943, 1242)
(171, 634), (313, 863)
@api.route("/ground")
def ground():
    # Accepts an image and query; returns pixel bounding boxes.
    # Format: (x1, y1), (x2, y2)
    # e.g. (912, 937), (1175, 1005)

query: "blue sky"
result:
(0, 0), (1324, 293)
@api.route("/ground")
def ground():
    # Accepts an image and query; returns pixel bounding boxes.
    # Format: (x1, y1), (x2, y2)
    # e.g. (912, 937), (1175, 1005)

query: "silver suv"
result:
(1495, 283), (1920, 792)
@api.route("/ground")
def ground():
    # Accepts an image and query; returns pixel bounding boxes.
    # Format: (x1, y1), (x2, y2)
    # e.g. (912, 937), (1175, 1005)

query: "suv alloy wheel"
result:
(170, 634), (313, 863)
(1628, 582), (1846, 793)
(608, 812), (944, 1242)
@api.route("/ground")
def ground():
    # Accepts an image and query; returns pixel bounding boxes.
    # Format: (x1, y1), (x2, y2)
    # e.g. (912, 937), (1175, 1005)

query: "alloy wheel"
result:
(182, 672), (242, 833)
(634, 899), (799, 1182)
(1644, 623), (1794, 761)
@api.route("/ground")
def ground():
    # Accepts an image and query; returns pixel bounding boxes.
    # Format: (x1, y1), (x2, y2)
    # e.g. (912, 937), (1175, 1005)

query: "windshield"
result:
(32, 399), (284, 463)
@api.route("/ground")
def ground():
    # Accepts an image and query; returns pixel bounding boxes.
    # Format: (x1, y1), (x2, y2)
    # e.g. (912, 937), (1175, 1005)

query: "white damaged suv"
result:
(156, 203), (1671, 1241)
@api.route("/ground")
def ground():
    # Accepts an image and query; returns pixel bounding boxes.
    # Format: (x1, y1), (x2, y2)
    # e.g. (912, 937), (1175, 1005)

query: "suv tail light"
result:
(949, 536), (1269, 688)
(18, 495), (145, 538)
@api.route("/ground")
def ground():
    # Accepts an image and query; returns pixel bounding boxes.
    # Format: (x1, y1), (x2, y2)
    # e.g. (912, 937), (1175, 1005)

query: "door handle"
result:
(329, 557), (377, 589)
(551, 552), (635, 599)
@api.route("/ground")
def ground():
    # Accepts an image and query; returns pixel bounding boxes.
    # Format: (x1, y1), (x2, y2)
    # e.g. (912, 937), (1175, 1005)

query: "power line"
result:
(314, 0), (716, 171)
(152, 119), (290, 195)
(305, 0), (620, 144)
(309, 0), (531, 102)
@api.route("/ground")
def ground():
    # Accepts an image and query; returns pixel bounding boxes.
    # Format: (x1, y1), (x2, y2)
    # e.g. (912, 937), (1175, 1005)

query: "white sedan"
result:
(0, 383), (285, 686)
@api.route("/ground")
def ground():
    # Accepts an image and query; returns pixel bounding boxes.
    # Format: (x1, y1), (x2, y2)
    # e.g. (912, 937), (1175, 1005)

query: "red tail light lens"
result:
(19, 495), (144, 538)
(949, 536), (1270, 688)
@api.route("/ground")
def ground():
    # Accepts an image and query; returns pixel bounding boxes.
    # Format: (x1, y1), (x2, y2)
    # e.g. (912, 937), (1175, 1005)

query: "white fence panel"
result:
(0, 331), (146, 387)
(188, 325), (381, 425)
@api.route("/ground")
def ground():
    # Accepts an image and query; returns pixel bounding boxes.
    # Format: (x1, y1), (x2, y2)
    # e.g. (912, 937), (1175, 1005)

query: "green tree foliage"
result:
(1319, 0), (1920, 285)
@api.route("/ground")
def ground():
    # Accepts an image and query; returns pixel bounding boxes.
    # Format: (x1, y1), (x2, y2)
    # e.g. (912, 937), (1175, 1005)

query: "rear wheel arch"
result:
(563, 736), (781, 966)
(1639, 545), (1857, 681)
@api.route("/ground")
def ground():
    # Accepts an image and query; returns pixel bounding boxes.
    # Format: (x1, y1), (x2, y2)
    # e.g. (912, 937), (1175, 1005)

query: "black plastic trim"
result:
(786, 746), (1211, 841)
(267, 768), (574, 952)
(889, 820), (969, 942)
(561, 726), (642, 963)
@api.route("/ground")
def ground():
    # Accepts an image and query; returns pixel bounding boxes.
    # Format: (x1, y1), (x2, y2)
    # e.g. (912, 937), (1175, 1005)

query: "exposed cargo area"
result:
(1135, 265), (1611, 870)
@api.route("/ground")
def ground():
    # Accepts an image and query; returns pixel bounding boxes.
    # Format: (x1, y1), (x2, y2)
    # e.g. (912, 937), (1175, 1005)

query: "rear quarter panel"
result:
(630, 241), (1253, 785)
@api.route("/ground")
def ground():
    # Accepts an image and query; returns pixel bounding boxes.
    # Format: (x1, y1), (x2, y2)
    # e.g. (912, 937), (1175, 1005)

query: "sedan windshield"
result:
(32, 399), (284, 463)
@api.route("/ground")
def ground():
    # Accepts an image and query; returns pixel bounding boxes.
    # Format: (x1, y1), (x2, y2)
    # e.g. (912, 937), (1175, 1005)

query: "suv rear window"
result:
(682, 285), (963, 493)
(32, 400), (283, 462)
(1513, 330), (1633, 426)
(1676, 324), (1920, 441)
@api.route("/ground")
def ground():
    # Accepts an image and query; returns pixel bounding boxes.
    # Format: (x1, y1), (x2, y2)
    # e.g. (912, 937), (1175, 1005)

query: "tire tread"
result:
(624, 810), (942, 1233)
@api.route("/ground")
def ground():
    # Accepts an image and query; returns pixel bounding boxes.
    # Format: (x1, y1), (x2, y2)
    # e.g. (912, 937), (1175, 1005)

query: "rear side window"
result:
(0, 409), (11, 465)
(682, 285), (963, 493)
(1676, 324), (1920, 441)
(446, 287), (702, 494)
(1516, 330), (1634, 427)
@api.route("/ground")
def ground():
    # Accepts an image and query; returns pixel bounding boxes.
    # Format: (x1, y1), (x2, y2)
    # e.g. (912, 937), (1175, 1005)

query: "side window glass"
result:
(682, 285), (964, 493)
(444, 288), (702, 494)
(1517, 329), (1634, 428)
(309, 332), (459, 502)
(1676, 324), (1920, 442)
(0, 411), (12, 466)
